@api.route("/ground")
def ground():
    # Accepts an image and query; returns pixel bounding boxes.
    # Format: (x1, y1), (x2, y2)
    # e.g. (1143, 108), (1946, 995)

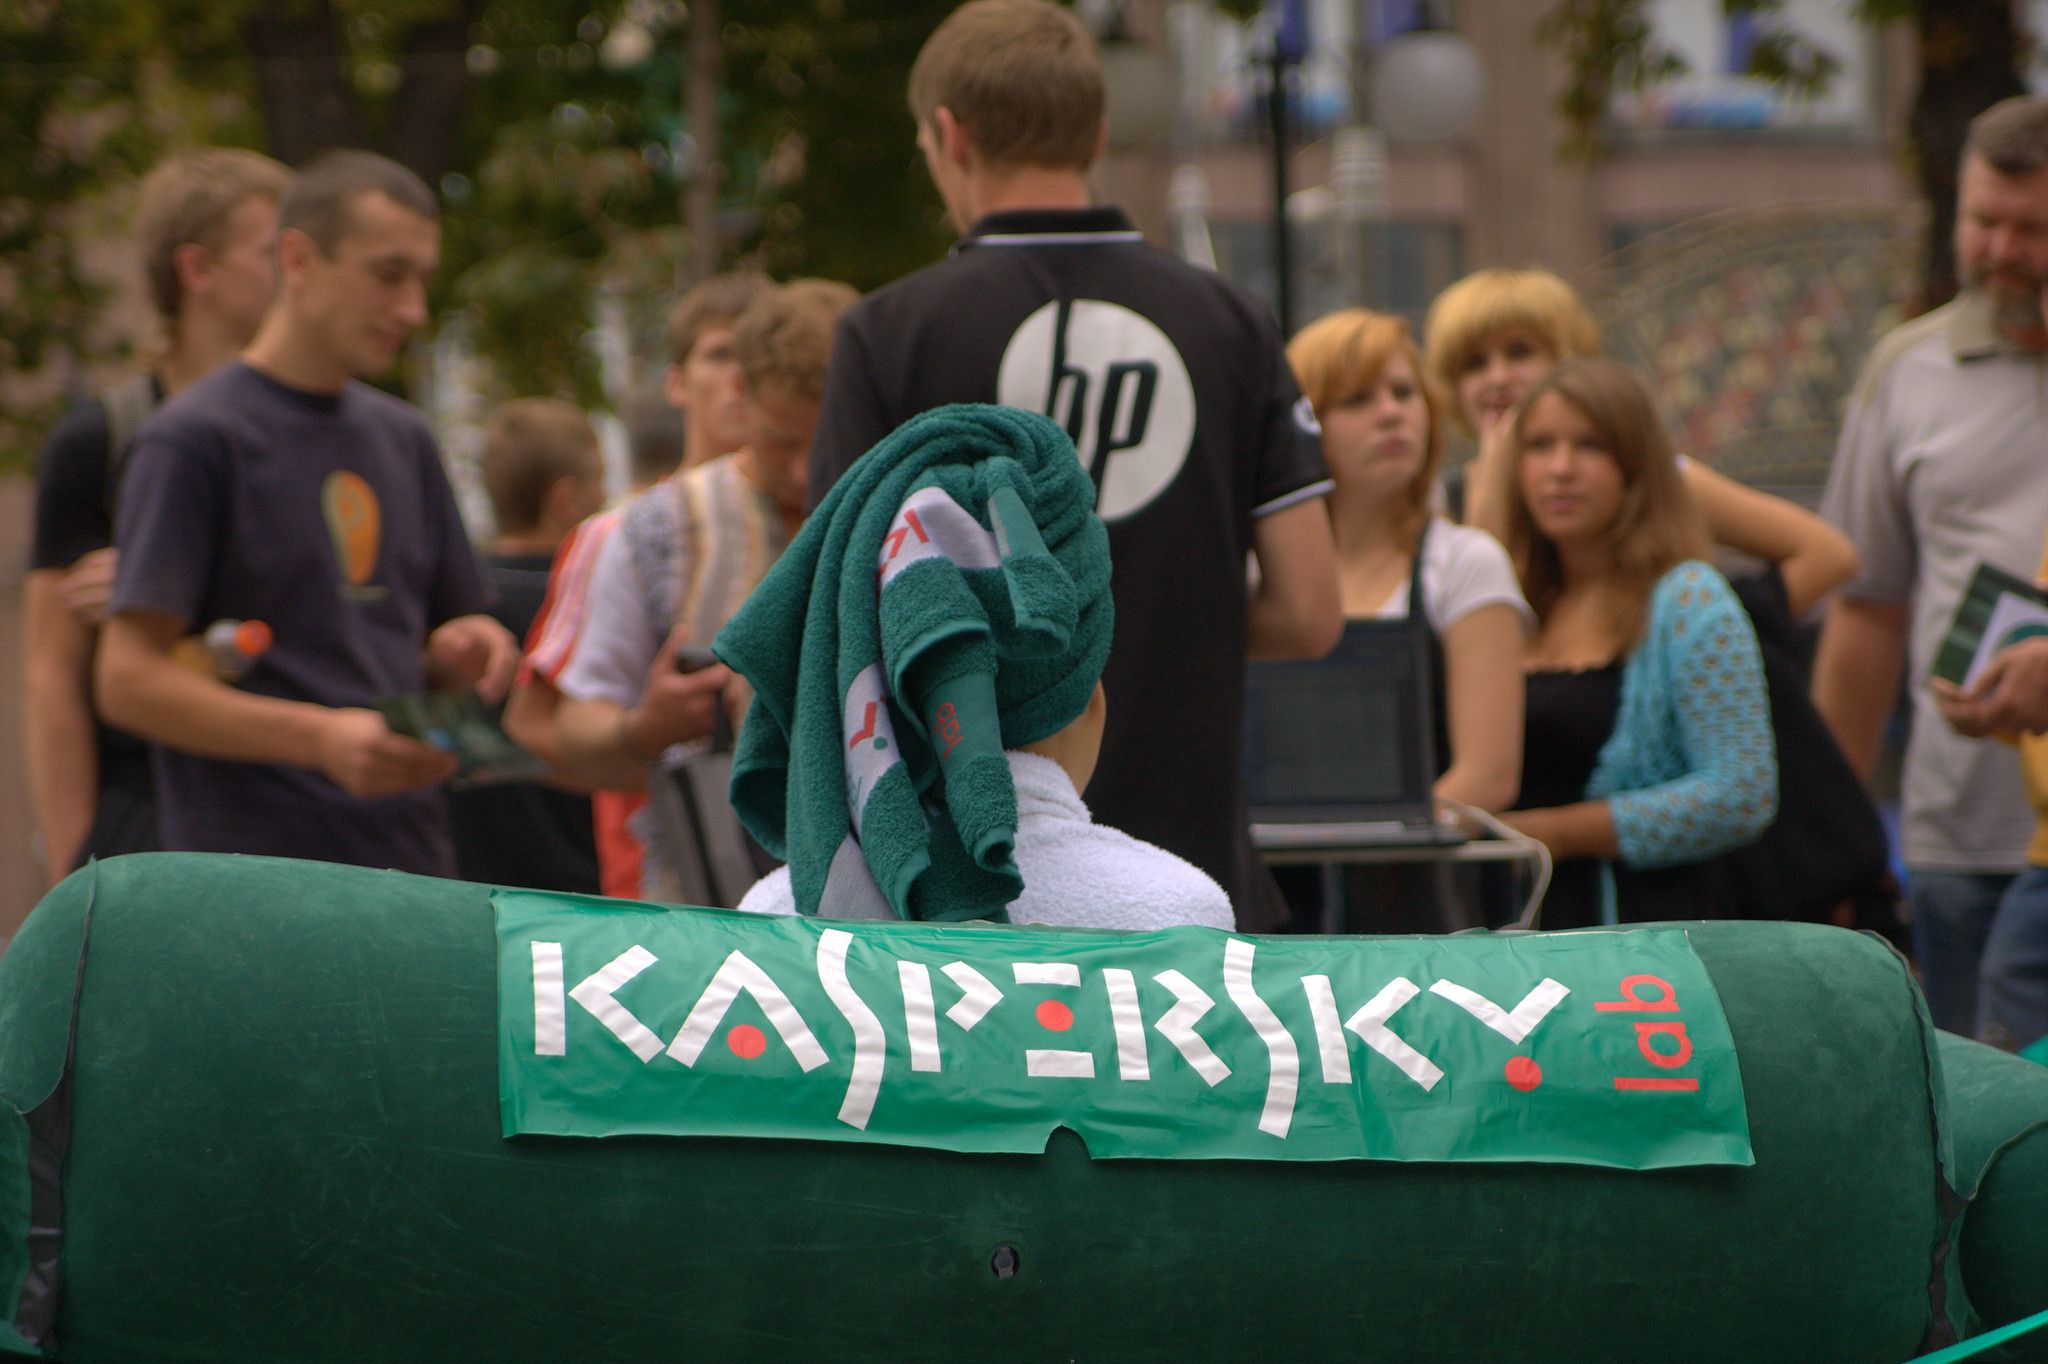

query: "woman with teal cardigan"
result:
(1494, 358), (1778, 928)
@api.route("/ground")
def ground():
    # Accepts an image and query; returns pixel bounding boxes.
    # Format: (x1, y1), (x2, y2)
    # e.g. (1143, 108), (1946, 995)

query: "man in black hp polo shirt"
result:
(808, 0), (1340, 926)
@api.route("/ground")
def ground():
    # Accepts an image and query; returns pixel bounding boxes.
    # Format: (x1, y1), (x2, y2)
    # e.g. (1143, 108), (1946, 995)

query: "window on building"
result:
(1607, 0), (1881, 142)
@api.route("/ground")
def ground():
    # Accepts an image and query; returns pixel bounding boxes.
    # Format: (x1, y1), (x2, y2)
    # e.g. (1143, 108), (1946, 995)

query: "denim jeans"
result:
(1907, 868), (2016, 1035)
(1979, 865), (2048, 1051)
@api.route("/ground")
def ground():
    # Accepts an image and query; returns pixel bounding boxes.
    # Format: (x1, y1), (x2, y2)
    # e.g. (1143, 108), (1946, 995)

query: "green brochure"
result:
(1932, 561), (2048, 688)
(377, 690), (547, 788)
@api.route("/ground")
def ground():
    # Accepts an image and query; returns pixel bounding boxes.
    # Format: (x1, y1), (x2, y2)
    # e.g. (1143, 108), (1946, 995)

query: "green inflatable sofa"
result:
(0, 853), (2035, 1361)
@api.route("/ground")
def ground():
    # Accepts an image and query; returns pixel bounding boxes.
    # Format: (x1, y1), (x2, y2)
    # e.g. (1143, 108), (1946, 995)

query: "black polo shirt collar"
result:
(955, 206), (1144, 254)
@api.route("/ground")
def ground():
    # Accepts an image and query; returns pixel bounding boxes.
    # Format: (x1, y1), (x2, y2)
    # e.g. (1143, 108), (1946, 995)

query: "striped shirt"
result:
(558, 453), (787, 708)
(522, 505), (623, 685)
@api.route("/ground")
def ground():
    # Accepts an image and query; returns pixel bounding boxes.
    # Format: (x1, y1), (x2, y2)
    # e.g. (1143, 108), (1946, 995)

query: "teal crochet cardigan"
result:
(1586, 560), (1778, 868)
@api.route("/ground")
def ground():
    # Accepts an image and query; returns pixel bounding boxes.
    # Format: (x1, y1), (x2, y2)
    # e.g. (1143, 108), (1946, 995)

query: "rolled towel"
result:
(716, 404), (1112, 922)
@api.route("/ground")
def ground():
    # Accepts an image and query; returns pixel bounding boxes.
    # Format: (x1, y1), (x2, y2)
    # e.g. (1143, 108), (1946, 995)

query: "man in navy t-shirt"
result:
(99, 150), (515, 877)
(806, 0), (1340, 925)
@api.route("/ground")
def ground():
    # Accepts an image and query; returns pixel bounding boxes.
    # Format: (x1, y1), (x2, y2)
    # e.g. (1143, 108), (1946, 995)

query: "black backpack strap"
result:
(99, 374), (159, 527)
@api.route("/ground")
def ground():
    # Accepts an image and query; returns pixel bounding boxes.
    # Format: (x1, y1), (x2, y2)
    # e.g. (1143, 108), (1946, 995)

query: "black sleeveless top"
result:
(1519, 661), (1724, 930)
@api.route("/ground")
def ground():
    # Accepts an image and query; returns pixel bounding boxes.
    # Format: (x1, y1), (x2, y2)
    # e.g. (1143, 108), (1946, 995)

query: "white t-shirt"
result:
(1368, 518), (1533, 634)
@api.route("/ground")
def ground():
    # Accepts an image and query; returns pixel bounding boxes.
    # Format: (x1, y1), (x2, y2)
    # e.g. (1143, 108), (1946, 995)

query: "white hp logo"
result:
(996, 299), (1196, 522)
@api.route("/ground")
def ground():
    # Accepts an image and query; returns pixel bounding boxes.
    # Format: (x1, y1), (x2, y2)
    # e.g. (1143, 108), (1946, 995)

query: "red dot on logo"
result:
(1505, 1056), (1542, 1092)
(1035, 1000), (1075, 1032)
(727, 1024), (767, 1059)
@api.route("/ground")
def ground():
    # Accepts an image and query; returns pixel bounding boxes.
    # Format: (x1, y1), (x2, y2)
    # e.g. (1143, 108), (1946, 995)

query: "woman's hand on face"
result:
(1460, 405), (1522, 537)
(1456, 331), (1554, 448)
(1473, 406), (1524, 478)
(1474, 399), (1515, 446)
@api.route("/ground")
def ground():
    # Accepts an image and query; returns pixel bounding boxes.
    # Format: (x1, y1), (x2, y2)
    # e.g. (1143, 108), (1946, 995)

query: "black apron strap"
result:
(1405, 522), (1452, 777)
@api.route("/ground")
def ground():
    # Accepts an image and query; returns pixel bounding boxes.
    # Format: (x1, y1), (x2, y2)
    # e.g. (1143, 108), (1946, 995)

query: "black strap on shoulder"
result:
(99, 374), (159, 527)
(1404, 521), (1453, 778)
(1405, 520), (1430, 624)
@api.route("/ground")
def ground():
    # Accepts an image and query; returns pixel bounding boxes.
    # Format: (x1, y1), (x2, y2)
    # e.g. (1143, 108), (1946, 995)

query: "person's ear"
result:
(170, 241), (211, 302)
(663, 361), (689, 410)
(540, 474), (574, 524)
(934, 106), (975, 173)
(545, 471), (604, 534)
(275, 226), (319, 286)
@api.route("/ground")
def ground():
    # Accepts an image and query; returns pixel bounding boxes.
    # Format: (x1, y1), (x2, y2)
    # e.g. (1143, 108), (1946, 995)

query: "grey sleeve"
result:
(555, 529), (660, 708)
(1818, 359), (1914, 604)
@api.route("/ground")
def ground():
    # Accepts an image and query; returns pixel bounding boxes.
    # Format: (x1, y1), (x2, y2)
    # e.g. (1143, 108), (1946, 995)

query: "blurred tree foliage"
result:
(1541, 0), (2026, 311)
(0, 0), (955, 469)
(727, 3), (957, 288)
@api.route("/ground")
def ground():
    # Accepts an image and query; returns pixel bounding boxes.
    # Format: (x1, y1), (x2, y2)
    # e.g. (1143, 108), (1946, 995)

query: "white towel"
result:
(736, 751), (1233, 931)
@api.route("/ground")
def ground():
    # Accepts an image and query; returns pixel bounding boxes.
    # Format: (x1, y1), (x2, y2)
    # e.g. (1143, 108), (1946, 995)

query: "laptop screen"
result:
(1242, 620), (1436, 824)
(1247, 668), (1406, 805)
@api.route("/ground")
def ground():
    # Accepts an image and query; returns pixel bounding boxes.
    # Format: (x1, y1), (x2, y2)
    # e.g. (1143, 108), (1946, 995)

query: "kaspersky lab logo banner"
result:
(495, 892), (1753, 1169)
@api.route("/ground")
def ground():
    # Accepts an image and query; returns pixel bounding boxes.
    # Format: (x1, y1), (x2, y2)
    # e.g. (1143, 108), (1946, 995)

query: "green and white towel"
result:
(715, 404), (1111, 921)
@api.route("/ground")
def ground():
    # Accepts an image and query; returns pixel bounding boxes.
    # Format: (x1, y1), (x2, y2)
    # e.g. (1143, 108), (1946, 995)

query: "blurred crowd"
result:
(23, 0), (2048, 1058)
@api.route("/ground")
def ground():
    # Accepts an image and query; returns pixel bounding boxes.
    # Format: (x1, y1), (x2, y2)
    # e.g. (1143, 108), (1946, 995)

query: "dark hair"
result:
(480, 398), (600, 533)
(667, 271), (771, 368)
(278, 149), (438, 253)
(1965, 97), (2048, 178)
(908, 0), (1104, 172)
(1497, 358), (1708, 645)
(135, 149), (289, 323)
(622, 379), (686, 486)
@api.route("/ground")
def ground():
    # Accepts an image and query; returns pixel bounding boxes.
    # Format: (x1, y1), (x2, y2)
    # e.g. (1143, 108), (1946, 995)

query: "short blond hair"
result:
(1424, 269), (1601, 433)
(1287, 309), (1446, 549)
(480, 398), (601, 533)
(908, 0), (1104, 172)
(135, 149), (289, 323)
(735, 278), (859, 403)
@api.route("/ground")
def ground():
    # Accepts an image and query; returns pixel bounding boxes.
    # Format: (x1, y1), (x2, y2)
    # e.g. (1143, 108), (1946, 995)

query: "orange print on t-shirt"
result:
(322, 470), (382, 587)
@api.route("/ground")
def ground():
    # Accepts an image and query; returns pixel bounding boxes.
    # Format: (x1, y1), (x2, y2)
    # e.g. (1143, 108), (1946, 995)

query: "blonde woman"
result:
(1288, 310), (1529, 815)
(1497, 358), (1777, 928)
(1426, 268), (1857, 617)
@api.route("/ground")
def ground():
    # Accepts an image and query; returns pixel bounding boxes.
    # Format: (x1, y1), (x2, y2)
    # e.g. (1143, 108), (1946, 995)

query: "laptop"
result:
(1243, 619), (1468, 852)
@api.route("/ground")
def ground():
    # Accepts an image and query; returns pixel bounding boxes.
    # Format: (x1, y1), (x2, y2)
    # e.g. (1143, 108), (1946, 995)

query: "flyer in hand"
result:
(1932, 561), (2048, 689)
(376, 690), (547, 788)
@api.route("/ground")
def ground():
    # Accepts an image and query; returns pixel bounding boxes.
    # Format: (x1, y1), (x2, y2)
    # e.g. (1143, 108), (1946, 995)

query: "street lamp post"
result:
(1265, 0), (1308, 337)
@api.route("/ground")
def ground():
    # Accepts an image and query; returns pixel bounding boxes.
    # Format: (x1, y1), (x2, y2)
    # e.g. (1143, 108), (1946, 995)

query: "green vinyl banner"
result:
(494, 892), (1753, 1169)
